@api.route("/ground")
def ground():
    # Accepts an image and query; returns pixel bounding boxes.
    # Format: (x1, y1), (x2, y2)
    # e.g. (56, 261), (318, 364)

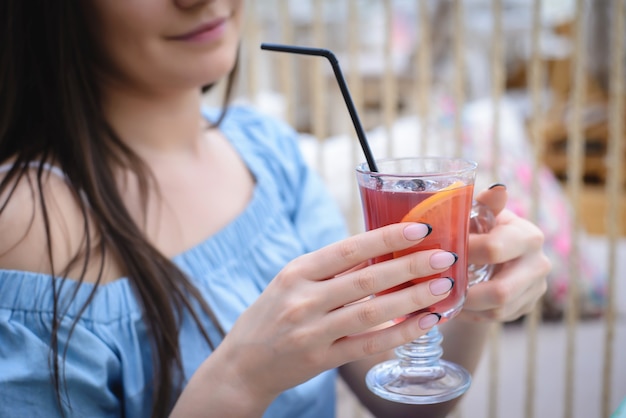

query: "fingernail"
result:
(429, 278), (455, 295)
(419, 313), (441, 329)
(489, 183), (507, 190)
(403, 223), (432, 240)
(429, 251), (458, 269)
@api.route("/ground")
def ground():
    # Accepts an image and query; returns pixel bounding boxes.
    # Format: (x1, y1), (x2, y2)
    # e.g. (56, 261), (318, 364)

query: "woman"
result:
(0, 1), (550, 417)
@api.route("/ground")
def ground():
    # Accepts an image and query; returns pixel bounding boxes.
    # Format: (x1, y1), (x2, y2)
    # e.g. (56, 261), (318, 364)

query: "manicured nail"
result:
(419, 313), (442, 329)
(403, 223), (432, 240)
(489, 183), (507, 190)
(429, 251), (458, 269)
(429, 278), (455, 296)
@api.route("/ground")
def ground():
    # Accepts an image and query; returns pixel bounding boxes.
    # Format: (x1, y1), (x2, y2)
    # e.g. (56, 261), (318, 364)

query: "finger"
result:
(289, 222), (432, 281)
(463, 261), (531, 312)
(474, 183), (508, 216)
(459, 276), (546, 323)
(463, 253), (550, 313)
(468, 210), (544, 265)
(331, 312), (441, 362)
(324, 277), (453, 338)
(323, 249), (458, 309)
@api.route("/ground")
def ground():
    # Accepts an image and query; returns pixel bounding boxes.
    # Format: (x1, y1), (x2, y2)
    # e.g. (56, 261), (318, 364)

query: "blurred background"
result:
(206, 1), (626, 417)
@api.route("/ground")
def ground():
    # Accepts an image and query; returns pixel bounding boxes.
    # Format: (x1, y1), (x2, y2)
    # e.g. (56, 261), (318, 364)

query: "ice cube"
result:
(393, 179), (427, 191)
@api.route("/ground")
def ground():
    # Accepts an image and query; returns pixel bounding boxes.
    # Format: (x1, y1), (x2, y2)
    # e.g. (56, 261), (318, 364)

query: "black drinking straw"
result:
(260, 43), (378, 172)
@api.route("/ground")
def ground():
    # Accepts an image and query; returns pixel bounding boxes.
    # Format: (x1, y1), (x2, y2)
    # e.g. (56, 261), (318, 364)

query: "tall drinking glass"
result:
(356, 156), (494, 404)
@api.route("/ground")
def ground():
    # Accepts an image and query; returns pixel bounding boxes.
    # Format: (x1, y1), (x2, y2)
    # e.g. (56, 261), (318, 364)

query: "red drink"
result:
(358, 181), (474, 319)
(357, 157), (487, 404)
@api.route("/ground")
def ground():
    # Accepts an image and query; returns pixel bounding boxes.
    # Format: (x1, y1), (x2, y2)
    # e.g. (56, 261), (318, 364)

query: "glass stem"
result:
(394, 326), (446, 376)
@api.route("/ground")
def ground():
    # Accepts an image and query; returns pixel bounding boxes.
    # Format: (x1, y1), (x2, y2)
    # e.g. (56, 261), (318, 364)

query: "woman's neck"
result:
(100, 85), (208, 161)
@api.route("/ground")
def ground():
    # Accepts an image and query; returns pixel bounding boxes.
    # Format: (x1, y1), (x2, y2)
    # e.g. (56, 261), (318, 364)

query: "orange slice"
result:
(400, 181), (466, 223)
(393, 180), (468, 260)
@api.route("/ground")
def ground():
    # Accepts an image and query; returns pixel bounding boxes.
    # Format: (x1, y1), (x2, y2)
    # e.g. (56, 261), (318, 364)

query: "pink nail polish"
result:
(403, 223), (432, 240)
(429, 251), (458, 269)
(419, 313), (441, 329)
(429, 278), (454, 296)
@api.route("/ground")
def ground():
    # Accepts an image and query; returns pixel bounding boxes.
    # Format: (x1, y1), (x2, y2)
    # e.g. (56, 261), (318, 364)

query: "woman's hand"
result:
(199, 222), (456, 410)
(331, 185), (552, 418)
(461, 185), (551, 323)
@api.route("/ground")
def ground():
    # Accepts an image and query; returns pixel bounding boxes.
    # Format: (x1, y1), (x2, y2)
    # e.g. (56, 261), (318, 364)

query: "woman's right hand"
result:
(186, 222), (457, 414)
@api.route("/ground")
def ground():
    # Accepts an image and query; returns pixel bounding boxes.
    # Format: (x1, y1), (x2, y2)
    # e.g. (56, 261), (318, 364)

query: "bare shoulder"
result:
(0, 168), (88, 276)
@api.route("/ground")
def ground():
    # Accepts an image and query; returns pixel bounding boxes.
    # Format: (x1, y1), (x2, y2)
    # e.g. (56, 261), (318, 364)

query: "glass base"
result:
(365, 358), (471, 404)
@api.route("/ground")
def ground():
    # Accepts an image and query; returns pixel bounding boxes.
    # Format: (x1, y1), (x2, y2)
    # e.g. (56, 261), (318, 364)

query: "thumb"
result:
(474, 183), (508, 216)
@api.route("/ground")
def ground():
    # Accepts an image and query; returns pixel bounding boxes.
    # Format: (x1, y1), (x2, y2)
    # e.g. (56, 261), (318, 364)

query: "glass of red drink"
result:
(356, 156), (494, 404)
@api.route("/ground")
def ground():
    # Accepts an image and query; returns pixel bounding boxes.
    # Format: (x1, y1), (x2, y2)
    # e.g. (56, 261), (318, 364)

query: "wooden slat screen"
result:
(225, 1), (626, 417)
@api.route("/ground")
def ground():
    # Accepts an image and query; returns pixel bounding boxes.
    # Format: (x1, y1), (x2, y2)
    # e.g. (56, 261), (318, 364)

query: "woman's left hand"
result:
(460, 185), (552, 323)
(338, 185), (552, 418)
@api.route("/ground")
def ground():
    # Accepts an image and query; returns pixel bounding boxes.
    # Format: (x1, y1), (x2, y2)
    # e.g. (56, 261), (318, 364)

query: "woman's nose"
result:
(174, 0), (213, 10)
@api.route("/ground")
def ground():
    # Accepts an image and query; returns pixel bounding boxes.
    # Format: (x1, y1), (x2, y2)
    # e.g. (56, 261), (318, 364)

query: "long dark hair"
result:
(0, 2), (237, 416)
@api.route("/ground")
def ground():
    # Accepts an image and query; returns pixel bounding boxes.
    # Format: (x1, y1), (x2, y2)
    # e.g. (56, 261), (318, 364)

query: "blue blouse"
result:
(0, 106), (349, 417)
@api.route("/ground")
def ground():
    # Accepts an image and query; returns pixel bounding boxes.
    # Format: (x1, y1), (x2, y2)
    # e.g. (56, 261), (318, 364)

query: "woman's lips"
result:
(168, 18), (227, 43)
